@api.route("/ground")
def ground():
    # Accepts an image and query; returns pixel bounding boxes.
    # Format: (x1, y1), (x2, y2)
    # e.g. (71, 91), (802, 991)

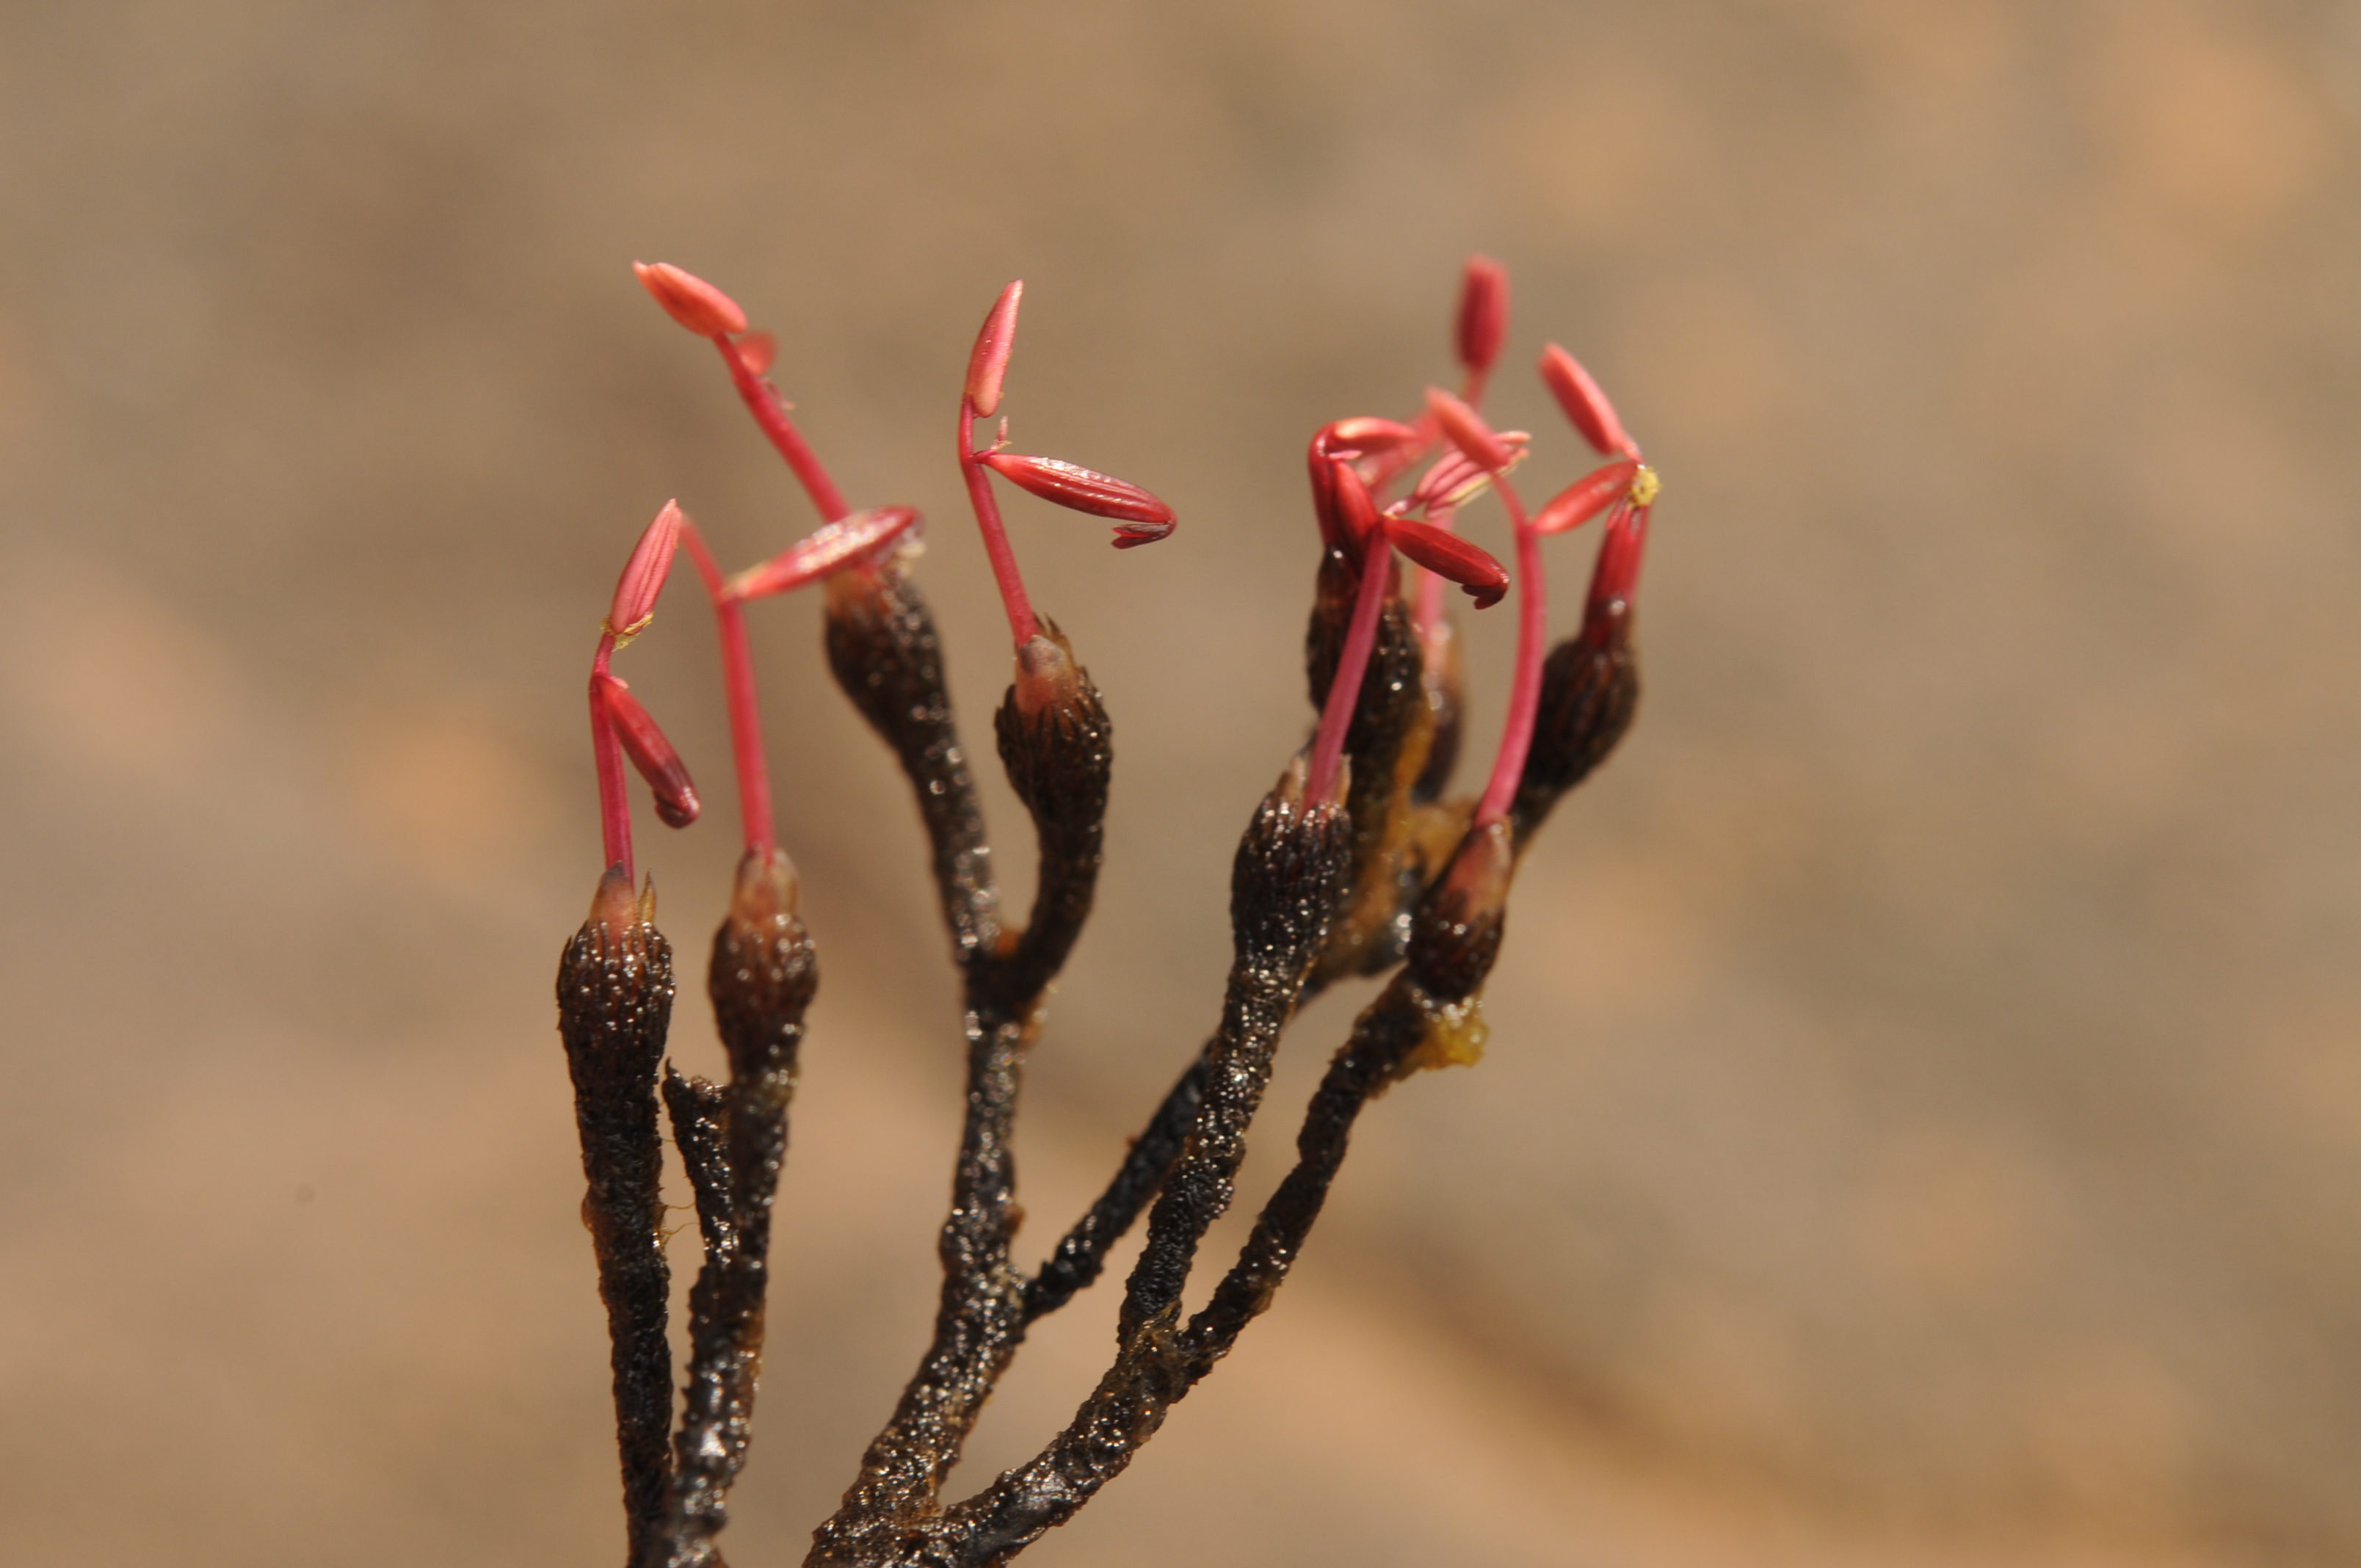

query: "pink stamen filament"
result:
(959, 394), (1039, 647)
(1410, 501), (1456, 642)
(679, 523), (775, 856)
(1473, 474), (1545, 830)
(1304, 531), (1394, 806)
(714, 335), (851, 523)
(590, 632), (633, 879)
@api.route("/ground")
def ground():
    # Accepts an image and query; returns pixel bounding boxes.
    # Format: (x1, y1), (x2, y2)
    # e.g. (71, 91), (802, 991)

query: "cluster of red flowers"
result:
(584, 256), (1654, 895)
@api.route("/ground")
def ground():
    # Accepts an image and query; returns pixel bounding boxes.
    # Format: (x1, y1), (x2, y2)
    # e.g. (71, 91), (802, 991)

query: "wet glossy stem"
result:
(714, 335), (850, 523)
(1474, 476), (1542, 827)
(1023, 1051), (1206, 1324)
(679, 525), (775, 856)
(556, 919), (678, 1568)
(590, 634), (631, 878)
(1304, 532), (1391, 804)
(661, 895), (816, 1568)
(957, 397), (1038, 646)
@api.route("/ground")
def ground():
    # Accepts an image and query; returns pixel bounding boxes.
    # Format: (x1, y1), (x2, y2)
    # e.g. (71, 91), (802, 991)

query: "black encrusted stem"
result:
(1117, 789), (1353, 1337)
(1021, 1051), (1205, 1324)
(816, 576), (1113, 1542)
(824, 565), (1002, 965)
(556, 911), (679, 1568)
(662, 1070), (734, 1264)
(659, 852), (819, 1568)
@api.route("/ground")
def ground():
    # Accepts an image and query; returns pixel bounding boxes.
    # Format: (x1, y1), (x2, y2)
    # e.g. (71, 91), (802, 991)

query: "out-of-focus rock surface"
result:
(1, 1), (2357, 1563)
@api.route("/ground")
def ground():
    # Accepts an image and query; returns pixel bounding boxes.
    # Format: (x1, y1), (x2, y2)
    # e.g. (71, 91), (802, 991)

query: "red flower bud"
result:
(606, 500), (685, 645)
(1382, 516), (1509, 609)
(1426, 386), (1511, 472)
(733, 330), (776, 376)
(1532, 457), (1643, 537)
(982, 451), (1178, 546)
(1455, 255), (1509, 380)
(596, 673), (700, 828)
(724, 507), (923, 600)
(1539, 343), (1635, 458)
(965, 280), (1023, 417)
(632, 261), (749, 338)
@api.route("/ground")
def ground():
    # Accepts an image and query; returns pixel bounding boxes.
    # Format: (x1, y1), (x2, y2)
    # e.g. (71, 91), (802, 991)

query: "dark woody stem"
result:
(555, 888), (678, 1568)
(815, 565), (1111, 1542)
(657, 849), (818, 1568)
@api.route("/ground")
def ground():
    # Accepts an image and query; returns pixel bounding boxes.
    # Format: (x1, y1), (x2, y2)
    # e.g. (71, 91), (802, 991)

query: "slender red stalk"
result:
(714, 335), (851, 523)
(960, 396), (1037, 645)
(678, 522), (775, 856)
(1304, 465), (1395, 806)
(1473, 473), (1544, 830)
(589, 632), (633, 879)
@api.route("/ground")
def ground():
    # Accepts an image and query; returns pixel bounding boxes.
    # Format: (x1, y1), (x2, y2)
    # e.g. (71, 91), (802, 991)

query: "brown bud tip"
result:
(588, 861), (637, 931)
(1285, 747), (1351, 809)
(1426, 386), (1512, 472)
(729, 843), (799, 924)
(1538, 343), (1636, 458)
(637, 871), (658, 925)
(1440, 817), (1514, 921)
(1013, 629), (1084, 717)
(633, 261), (749, 338)
(1455, 255), (1509, 378)
(965, 279), (1024, 417)
(606, 500), (685, 645)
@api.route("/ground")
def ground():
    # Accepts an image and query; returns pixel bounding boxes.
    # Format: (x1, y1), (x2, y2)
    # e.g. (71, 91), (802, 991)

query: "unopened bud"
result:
(606, 500), (684, 645)
(725, 507), (923, 600)
(1426, 386), (1511, 472)
(596, 674), (700, 828)
(965, 280), (1024, 417)
(633, 261), (749, 338)
(1539, 343), (1636, 458)
(1455, 255), (1509, 380)
(1532, 457), (1642, 537)
(1382, 517), (1509, 609)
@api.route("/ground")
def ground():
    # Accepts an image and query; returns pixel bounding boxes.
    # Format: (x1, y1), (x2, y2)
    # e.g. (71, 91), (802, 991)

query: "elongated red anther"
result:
(606, 500), (685, 644)
(965, 280), (1023, 418)
(1324, 416), (1422, 460)
(633, 261), (750, 338)
(1532, 457), (1643, 537)
(1456, 255), (1509, 386)
(1330, 458), (1383, 553)
(1382, 517), (1508, 608)
(725, 507), (924, 600)
(1539, 343), (1636, 458)
(1426, 386), (1512, 472)
(981, 454), (1178, 534)
(596, 673), (700, 828)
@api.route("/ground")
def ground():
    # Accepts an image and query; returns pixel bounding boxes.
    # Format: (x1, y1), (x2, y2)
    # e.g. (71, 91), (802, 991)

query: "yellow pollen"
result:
(1630, 465), (1661, 508)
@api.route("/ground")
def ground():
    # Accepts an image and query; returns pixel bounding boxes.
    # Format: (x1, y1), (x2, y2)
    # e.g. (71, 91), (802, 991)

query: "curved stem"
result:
(590, 632), (632, 878)
(1474, 476), (1542, 827)
(958, 396), (1038, 647)
(714, 335), (851, 523)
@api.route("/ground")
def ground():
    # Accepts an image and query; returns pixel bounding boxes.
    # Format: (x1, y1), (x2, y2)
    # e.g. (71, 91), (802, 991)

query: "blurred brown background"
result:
(3, 1), (2357, 1563)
